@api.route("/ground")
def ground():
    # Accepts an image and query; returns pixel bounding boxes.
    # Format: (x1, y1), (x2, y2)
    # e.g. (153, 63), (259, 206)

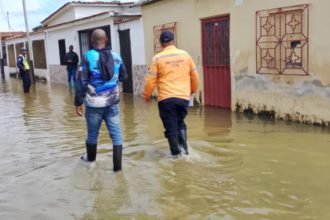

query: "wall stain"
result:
(234, 74), (330, 126)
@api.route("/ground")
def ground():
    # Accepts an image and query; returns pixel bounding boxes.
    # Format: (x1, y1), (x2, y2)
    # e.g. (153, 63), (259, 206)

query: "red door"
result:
(202, 16), (231, 109)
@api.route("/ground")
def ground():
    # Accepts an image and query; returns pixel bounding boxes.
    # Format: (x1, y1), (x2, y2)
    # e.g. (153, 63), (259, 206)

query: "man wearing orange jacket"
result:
(143, 31), (199, 156)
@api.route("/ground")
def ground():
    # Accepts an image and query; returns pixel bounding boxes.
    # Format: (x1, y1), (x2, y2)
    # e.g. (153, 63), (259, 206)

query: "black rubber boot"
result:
(86, 142), (97, 162)
(113, 145), (122, 172)
(168, 136), (181, 156)
(178, 130), (189, 155)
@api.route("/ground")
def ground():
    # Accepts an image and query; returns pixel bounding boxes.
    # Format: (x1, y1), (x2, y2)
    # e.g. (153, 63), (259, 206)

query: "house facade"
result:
(4, 1), (145, 94)
(137, 0), (330, 125)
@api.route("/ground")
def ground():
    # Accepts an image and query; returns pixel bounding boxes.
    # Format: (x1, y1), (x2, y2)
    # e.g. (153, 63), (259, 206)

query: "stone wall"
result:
(133, 65), (148, 95)
(49, 64), (67, 85)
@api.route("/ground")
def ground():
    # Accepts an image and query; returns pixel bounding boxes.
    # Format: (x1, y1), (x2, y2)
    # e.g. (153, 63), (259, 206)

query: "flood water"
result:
(0, 78), (330, 220)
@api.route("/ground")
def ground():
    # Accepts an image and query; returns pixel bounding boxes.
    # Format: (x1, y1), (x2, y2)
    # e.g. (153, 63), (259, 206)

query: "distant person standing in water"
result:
(75, 29), (127, 172)
(64, 45), (79, 88)
(142, 31), (199, 156)
(16, 47), (31, 93)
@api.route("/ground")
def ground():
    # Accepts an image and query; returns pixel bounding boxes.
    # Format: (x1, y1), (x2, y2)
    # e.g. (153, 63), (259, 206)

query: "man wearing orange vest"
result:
(16, 47), (31, 93)
(143, 31), (199, 156)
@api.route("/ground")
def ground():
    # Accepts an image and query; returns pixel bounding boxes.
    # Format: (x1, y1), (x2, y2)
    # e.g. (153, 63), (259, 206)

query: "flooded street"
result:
(0, 78), (330, 220)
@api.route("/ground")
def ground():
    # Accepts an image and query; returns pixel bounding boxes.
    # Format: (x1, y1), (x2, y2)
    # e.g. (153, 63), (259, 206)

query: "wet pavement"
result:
(0, 78), (330, 220)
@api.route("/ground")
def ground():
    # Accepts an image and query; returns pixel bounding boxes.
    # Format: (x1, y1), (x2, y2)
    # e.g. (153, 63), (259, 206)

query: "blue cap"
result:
(160, 31), (174, 43)
(20, 47), (27, 51)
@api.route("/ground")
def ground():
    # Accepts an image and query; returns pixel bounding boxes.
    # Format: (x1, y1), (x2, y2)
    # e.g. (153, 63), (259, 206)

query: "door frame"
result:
(201, 14), (231, 109)
(118, 29), (133, 93)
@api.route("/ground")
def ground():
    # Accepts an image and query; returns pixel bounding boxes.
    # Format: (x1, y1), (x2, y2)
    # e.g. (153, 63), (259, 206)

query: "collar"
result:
(163, 45), (176, 51)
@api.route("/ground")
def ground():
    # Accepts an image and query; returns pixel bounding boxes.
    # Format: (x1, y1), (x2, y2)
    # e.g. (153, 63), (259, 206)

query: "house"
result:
(0, 32), (26, 77)
(136, 0), (330, 125)
(4, 1), (145, 94)
(4, 31), (47, 80)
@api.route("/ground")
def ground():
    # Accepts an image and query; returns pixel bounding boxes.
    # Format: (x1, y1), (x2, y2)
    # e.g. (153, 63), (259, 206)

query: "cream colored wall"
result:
(142, 0), (330, 125)
(142, 0), (204, 92)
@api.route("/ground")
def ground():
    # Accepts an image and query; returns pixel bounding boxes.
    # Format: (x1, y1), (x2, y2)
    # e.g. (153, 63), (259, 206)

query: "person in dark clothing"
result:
(75, 29), (128, 172)
(16, 47), (31, 93)
(64, 45), (79, 88)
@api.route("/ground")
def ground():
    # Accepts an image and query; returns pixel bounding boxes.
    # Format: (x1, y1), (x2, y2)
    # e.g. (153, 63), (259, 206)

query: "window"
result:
(7, 44), (15, 67)
(256, 4), (309, 75)
(32, 40), (47, 69)
(153, 22), (177, 54)
(58, 39), (66, 65)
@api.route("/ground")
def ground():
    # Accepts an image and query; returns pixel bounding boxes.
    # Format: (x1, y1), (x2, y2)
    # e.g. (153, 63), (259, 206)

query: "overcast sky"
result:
(0, 0), (137, 32)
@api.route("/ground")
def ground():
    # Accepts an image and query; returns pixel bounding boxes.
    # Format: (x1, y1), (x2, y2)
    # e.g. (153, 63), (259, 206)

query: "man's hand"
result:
(76, 105), (83, 117)
(140, 93), (151, 103)
(67, 59), (73, 63)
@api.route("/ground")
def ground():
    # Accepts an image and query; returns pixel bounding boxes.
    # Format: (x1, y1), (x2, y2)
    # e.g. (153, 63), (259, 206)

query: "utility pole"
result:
(22, 0), (35, 83)
(0, 32), (4, 79)
(7, 12), (10, 31)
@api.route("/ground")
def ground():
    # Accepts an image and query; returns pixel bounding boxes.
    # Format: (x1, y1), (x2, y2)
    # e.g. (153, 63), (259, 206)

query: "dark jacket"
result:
(64, 51), (79, 70)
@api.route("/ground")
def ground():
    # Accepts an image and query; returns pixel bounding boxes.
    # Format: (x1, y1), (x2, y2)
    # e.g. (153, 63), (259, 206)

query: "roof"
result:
(132, 0), (163, 6)
(41, 1), (135, 25)
(45, 11), (111, 30)
(4, 30), (44, 41)
(44, 10), (141, 30)
(0, 32), (26, 40)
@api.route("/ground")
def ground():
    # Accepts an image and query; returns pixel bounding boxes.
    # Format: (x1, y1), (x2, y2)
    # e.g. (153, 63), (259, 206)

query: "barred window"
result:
(153, 22), (177, 54)
(256, 4), (309, 75)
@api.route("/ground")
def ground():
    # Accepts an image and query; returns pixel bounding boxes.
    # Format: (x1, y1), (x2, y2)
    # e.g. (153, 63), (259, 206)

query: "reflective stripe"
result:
(155, 53), (189, 62)
(147, 71), (157, 76)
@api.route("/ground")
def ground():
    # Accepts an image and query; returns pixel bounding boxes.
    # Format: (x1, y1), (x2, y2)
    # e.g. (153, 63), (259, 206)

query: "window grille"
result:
(153, 22), (177, 54)
(256, 4), (309, 75)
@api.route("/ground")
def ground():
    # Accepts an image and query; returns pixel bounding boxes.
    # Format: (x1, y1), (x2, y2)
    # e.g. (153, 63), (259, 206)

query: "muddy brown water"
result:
(0, 78), (330, 220)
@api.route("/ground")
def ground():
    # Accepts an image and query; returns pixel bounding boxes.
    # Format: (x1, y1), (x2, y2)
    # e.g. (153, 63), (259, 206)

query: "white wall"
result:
(74, 6), (118, 19)
(117, 18), (146, 65)
(47, 7), (76, 27)
(74, 5), (141, 19)
(45, 16), (118, 65)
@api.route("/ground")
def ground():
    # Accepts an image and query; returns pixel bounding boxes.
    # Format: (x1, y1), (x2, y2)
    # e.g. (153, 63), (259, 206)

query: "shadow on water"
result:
(1, 78), (330, 220)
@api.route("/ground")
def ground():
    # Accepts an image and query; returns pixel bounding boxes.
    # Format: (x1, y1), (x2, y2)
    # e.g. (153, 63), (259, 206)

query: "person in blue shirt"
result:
(16, 47), (31, 93)
(74, 29), (127, 172)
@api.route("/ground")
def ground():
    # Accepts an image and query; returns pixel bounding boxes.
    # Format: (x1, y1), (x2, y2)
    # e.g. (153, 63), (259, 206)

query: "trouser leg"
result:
(177, 100), (189, 154)
(20, 70), (31, 93)
(104, 104), (123, 171)
(158, 98), (181, 155)
(84, 106), (103, 161)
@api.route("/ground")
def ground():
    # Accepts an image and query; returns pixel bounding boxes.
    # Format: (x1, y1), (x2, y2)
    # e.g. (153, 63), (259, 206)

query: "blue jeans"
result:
(67, 68), (77, 84)
(85, 104), (122, 146)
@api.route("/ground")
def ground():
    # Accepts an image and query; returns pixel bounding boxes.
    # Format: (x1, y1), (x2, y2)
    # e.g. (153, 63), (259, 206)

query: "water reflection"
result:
(1, 78), (330, 220)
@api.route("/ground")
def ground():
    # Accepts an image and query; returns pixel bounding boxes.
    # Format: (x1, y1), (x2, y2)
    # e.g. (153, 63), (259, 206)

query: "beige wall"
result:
(142, 0), (330, 125)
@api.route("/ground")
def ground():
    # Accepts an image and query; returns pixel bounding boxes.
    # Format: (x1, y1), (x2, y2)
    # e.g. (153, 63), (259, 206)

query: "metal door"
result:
(58, 39), (66, 65)
(202, 15), (231, 108)
(119, 29), (133, 93)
